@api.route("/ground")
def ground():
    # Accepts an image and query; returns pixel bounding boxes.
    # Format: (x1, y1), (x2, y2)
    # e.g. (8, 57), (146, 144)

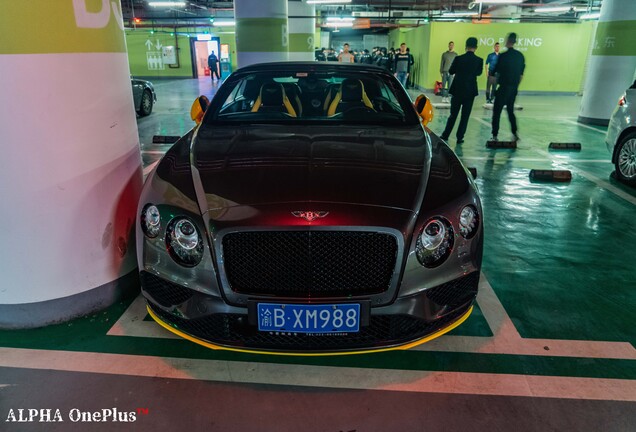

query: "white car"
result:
(606, 80), (636, 186)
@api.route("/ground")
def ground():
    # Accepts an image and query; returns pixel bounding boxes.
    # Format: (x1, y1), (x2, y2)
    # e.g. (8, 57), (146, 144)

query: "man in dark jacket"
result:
(491, 33), (525, 141)
(207, 51), (220, 80)
(393, 43), (411, 87)
(440, 37), (483, 144)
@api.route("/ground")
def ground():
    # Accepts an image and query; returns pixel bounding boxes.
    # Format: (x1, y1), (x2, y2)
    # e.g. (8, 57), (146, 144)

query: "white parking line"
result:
(564, 119), (607, 134)
(471, 117), (636, 206)
(534, 149), (636, 207)
(461, 156), (610, 164)
(0, 347), (634, 401)
(472, 116), (492, 129)
(414, 275), (636, 360)
(107, 295), (177, 340)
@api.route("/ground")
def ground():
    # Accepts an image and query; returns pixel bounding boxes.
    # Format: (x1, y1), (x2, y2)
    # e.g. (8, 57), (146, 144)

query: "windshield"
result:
(205, 69), (419, 126)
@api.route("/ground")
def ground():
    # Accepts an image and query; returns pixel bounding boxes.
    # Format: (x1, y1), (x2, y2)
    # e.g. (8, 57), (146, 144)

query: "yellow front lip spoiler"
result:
(147, 304), (473, 357)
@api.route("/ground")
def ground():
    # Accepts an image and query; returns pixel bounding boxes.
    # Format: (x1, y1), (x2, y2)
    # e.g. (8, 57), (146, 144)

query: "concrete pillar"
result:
(234, 0), (289, 68)
(0, 0), (142, 328)
(578, 1), (636, 125)
(288, 0), (316, 61)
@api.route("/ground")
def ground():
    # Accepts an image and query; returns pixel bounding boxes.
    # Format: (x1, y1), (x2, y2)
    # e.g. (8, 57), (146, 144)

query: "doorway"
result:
(192, 37), (221, 78)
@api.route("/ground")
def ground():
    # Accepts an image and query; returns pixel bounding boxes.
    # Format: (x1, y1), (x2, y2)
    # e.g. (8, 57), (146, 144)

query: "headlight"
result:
(459, 205), (479, 239)
(416, 217), (454, 268)
(166, 218), (204, 267)
(141, 204), (161, 238)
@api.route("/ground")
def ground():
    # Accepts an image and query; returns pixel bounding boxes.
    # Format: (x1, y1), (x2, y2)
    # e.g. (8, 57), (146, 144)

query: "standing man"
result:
(315, 48), (326, 61)
(207, 50), (220, 81)
(394, 43), (411, 87)
(338, 43), (354, 63)
(440, 41), (457, 103)
(360, 49), (373, 64)
(491, 33), (525, 141)
(440, 37), (483, 144)
(485, 42), (500, 103)
(406, 47), (415, 88)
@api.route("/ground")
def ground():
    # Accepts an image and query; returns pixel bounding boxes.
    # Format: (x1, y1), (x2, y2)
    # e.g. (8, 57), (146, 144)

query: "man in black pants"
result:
(440, 37), (483, 144)
(207, 51), (220, 80)
(491, 33), (525, 141)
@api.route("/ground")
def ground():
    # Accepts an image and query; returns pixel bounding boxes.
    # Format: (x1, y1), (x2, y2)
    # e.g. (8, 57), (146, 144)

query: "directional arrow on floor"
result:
(144, 39), (153, 50)
(155, 40), (163, 50)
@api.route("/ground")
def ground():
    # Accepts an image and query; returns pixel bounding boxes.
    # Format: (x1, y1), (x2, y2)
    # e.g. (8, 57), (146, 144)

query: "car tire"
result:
(137, 89), (153, 117)
(615, 132), (636, 186)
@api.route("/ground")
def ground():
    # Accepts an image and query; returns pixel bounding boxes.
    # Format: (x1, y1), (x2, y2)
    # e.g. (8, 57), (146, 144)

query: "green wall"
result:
(125, 28), (238, 78)
(390, 22), (595, 93)
(390, 25), (432, 93)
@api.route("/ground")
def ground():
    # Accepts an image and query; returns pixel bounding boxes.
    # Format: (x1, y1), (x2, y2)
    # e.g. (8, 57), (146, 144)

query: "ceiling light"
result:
(213, 21), (235, 26)
(441, 12), (477, 17)
(307, 0), (352, 4)
(574, 7), (599, 12)
(323, 22), (354, 27)
(148, 1), (186, 7)
(326, 17), (355, 22)
(534, 6), (572, 13)
(579, 12), (601, 20)
(475, 0), (523, 4)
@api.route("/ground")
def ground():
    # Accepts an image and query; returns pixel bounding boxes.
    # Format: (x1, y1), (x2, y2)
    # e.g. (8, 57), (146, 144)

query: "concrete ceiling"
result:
(121, 0), (603, 26)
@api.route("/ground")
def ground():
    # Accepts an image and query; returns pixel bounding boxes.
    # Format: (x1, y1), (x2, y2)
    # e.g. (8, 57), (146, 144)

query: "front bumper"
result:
(606, 106), (626, 159)
(141, 270), (479, 355)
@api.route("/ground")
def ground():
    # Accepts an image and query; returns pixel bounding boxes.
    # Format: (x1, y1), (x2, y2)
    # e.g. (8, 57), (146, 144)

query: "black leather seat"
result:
(282, 83), (303, 117)
(298, 77), (328, 116)
(251, 82), (297, 116)
(327, 79), (375, 115)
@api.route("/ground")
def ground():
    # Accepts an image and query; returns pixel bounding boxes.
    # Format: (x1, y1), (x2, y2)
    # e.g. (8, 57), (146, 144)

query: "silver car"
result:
(606, 80), (636, 185)
(131, 78), (157, 117)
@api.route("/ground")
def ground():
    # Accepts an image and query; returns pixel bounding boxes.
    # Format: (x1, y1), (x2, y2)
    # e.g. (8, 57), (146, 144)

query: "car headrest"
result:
(243, 79), (261, 100)
(298, 77), (322, 92)
(362, 80), (381, 99)
(260, 82), (284, 106)
(340, 79), (363, 102)
(282, 83), (301, 97)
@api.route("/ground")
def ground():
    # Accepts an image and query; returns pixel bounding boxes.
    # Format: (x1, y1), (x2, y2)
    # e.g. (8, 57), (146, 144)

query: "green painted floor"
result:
(1, 81), (635, 430)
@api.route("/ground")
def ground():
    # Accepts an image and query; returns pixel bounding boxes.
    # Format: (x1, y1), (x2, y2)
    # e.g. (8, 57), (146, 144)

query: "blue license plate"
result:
(257, 303), (360, 334)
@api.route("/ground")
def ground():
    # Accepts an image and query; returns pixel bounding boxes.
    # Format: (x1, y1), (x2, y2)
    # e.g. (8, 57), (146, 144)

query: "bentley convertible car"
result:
(137, 62), (483, 355)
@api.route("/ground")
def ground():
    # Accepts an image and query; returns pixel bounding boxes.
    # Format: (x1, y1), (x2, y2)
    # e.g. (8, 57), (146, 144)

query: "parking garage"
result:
(1, 1), (635, 430)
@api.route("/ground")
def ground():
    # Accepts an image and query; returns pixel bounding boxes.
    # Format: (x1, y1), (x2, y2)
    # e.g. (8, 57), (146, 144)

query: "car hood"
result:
(192, 124), (431, 213)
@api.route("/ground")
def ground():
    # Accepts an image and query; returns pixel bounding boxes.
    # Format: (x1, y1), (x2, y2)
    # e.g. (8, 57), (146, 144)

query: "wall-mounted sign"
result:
(197, 34), (212, 41)
(162, 46), (177, 65)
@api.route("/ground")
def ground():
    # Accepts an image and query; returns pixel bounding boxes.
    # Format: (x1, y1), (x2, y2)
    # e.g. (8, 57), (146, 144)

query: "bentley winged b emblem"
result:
(291, 211), (329, 222)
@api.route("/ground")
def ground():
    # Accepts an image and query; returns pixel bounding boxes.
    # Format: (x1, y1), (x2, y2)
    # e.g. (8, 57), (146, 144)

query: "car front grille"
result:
(140, 271), (193, 307)
(425, 272), (479, 309)
(221, 231), (398, 297)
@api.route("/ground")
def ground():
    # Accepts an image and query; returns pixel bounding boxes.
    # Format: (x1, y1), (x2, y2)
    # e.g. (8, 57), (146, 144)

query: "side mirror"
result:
(190, 95), (210, 125)
(413, 94), (434, 126)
